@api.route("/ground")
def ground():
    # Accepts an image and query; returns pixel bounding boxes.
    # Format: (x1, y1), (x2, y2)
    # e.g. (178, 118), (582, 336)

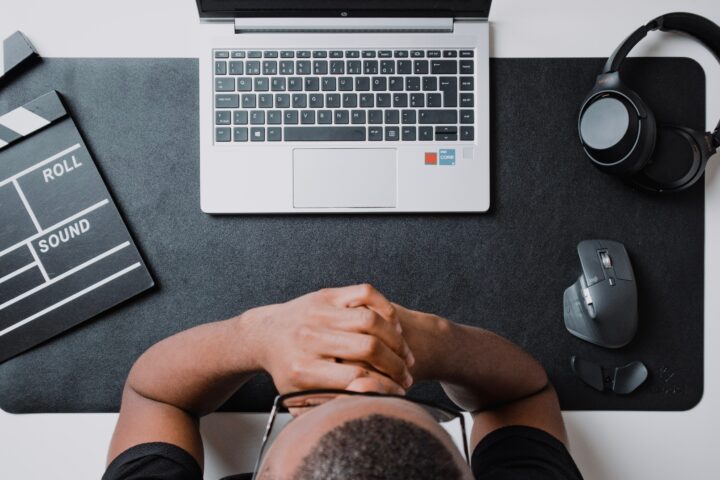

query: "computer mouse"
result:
(563, 240), (638, 348)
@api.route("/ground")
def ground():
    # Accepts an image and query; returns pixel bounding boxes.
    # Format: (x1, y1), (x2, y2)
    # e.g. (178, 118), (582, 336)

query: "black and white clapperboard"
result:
(0, 91), (154, 363)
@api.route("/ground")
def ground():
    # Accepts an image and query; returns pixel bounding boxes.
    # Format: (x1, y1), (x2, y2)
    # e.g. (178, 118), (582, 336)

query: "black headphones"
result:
(578, 12), (720, 193)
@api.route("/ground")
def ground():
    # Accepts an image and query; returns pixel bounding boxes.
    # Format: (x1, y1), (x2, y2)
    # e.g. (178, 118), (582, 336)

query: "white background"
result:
(1, 1), (719, 478)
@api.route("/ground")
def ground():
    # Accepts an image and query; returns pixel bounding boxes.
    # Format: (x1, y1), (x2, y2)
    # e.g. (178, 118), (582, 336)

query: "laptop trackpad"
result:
(293, 149), (397, 208)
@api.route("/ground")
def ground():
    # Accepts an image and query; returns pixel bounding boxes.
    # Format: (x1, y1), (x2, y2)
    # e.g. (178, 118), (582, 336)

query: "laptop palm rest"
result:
(293, 149), (397, 208)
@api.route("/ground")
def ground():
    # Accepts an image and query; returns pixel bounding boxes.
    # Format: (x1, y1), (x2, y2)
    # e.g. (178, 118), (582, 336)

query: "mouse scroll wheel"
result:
(600, 251), (612, 268)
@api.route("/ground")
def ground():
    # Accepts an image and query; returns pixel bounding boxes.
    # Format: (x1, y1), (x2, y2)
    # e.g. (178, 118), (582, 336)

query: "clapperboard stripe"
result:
(0, 31), (37, 78)
(0, 91), (67, 152)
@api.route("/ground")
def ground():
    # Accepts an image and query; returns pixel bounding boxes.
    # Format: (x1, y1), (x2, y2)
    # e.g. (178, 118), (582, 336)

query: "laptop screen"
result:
(196, 0), (492, 19)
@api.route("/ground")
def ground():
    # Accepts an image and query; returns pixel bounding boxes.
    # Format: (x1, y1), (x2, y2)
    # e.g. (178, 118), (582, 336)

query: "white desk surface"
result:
(1, 1), (719, 479)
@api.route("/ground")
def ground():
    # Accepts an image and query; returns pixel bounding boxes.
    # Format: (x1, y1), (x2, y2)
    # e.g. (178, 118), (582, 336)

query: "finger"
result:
(346, 375), (406, 395)
(313, 329), (412, 388)
(288, 359), (404, 395)
(326, 284), (397, 323)
(317, 306), (412, 363)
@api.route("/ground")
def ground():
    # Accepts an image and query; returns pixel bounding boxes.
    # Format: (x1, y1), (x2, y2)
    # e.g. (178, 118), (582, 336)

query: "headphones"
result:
(578, 12), (720, 193)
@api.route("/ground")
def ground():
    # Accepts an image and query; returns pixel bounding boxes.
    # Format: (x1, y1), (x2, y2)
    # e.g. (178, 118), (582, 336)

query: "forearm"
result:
(126, 310), (262, 417)
(412, 317), (549, 412)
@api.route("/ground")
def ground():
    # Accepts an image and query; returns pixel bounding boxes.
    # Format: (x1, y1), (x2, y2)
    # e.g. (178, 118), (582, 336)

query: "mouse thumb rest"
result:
(571, 356), (648, 394)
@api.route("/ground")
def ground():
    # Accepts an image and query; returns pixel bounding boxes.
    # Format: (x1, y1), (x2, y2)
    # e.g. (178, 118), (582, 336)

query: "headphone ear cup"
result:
(632, 126), (709, 193)
(579, 87), (656, 176)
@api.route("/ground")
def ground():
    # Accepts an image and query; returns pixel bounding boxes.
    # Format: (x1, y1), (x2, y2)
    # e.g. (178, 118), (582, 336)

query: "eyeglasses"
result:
(250, 389), (469, 479)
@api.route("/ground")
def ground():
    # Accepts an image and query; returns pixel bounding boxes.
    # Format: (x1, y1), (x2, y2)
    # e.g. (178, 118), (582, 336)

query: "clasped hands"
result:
(241, 284), (444, 396)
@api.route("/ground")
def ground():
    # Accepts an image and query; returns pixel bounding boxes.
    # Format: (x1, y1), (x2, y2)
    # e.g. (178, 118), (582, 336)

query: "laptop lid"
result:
(196, 0), (492, 20)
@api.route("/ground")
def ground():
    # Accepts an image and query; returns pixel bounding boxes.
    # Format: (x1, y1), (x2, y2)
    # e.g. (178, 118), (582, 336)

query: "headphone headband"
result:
(603, 12), (720, 137)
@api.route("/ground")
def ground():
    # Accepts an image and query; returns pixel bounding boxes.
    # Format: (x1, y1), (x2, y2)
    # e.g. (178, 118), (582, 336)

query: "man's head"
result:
(257, 396), (473, 480)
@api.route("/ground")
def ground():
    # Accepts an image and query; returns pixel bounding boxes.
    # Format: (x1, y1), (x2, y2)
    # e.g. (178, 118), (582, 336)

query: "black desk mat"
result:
(0, 57), (704, 413)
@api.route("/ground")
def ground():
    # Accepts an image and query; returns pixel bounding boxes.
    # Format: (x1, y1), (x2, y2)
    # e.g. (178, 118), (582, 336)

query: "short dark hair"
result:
(292, 414), (463, 480)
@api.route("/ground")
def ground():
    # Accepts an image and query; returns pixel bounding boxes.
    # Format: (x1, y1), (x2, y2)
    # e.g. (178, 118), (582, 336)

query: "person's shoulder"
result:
(102, 442), (202, 480)
(471, 426), (584, 480)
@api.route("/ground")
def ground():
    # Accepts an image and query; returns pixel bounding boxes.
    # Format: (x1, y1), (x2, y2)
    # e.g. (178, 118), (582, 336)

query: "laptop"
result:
(197, 1), (492, 213)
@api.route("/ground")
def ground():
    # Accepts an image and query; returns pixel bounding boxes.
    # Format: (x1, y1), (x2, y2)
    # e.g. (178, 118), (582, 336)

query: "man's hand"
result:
(243, 284), (415, 395)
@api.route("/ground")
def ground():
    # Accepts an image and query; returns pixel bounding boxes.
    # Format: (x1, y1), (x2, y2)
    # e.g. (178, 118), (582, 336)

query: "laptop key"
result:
(376, 94), (391, 107)
(251, 127), (265, 141)
(401, 110), (416, 124)
(216, 127), (231, 142)
(402, 126), (417, 141)
(435, 126), (457, 141)
(309, 93), (324, 108)
(234, 111), (248, 125)
(414, 60), (429, 74)
(215, 61), (227, 75)
(460, 50), (474, 57)
(347, 61), (362, 74)
(397, 60), (412, 74)
(385, 127), (399, 141)
(410, 93), (424, 107)
(389, 77), (403, 92)
(360, 93), (374, 108)
(233, 127), (248, 142)
(258, 94), (274, 108)
(301, 111), (316, 124)
(231, 51), (246, 58)
(288, 77), (302, 91)
(460, 77), (474, 91)
(284, 110), (299, 124)
(460, 60), (474, 74)
(460, 110), (474, 124)
(346, 50), (361, 58)
(237, 77), (252, 91)
(268, 127), (282, 141)
(431, 60), (457, 74)
(280, 51), (294, 58)
(423, 77), (438, 91)
(363, 61), (379, 75)
(246, 61), (261, 75)
(276, 94), (291, 108)
(385, 110), (400, 124)
(292, 94), (307, 108)
(280, 61), (294, 75)
(318, 110), (332, 124)
(351, 110), (366, 124)
(264, 51), (279, 58)
(216, 94), (239, 109)
(427, 50), (441, 58)
(322, 77), (337, 91)
(379, 50), (392, 58)
(368, 110), (383, 124)
(427, 93), (442, 107)
(248, 51), (262, 58)
(343, 93), (358, 108)
(393, 93), (408, 107)
(284, 127), (366, 141)
(326, 94), (341, 108)
(254, 77), (270, 91)
(242, 94), (256, 108)
(338, 77), (353, 91)
(216, 78), (235, 92)
(330, 61), (345, 74)
(406, 77), (421, 91)
(419, 126), (433, 141)
(460, 126), (474, 140)
(215, 51), (230, 58)
(330, 50), (344, 58)
(216, 111), (231, 125)
(305, 77), (320, 91)
(263, 61), (278, 74)
(368, 127), (383, 141)
(268, 110), (282, 124)
(312, 51), (327, 58)
(297, 61), (311, 75)
(355, 77), (370, 91)
(460, 93), (474, 107)
(372, 77), (387, 91)
(334, 110), (350, 124)
(251, 111), (265, 124)
(443, 50), (458, 58)
(313, 61), (328, 75)
(362, 51), (376, 58)
(439, 77), (458, 107)
(229, 61), (244, 75)
(394, 50), (409, 58)
(419, 110), (458, 124)
(380, 61), (395, 75)
(297, 51), (311, 58)
(271, 78), (286, 91)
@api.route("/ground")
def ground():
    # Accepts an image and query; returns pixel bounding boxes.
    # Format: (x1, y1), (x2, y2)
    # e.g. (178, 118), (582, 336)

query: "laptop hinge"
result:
(234, 18), (454, 34)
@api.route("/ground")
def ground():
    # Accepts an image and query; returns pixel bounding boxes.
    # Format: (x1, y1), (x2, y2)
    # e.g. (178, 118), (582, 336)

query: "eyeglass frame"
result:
(250, 389), (470, 479)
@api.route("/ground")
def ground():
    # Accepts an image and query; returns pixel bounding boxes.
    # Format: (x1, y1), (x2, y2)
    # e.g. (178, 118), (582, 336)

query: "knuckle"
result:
(288, 361), (305, 383)
(385, 304), (397, 320)
(358, 309), (379, 330)
(362, 336), (381, 357)
(358, 283), (375, 299)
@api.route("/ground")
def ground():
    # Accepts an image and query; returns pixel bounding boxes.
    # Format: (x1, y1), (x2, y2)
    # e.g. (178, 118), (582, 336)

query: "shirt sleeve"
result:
(471, 426), (584, 480)
(102, 442), (203, 480)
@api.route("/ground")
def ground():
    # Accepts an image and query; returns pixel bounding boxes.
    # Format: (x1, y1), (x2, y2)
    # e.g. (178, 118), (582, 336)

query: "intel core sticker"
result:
(439, 149), (456, 165)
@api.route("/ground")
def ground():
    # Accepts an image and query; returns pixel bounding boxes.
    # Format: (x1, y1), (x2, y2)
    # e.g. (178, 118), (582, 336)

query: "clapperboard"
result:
(0, 91), (154, 363)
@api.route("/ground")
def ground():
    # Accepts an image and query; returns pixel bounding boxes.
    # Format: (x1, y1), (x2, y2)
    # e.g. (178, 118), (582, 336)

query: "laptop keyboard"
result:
(213, 49), (475, 143)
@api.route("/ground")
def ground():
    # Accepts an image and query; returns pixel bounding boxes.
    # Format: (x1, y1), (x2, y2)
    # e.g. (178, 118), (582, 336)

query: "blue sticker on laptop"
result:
(439, 149), (456, 166)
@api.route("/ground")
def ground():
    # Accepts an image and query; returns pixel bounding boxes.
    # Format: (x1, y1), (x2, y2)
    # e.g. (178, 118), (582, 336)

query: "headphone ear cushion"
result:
(579, 90), (656, 175)
(632, 126), (707, 193)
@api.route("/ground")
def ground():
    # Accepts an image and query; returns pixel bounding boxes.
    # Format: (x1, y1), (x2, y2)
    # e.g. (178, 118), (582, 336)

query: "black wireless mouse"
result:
(563, 240), (638, 348)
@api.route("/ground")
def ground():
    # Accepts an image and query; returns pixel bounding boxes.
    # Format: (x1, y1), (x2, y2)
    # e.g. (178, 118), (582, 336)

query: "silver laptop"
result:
(197, 1), (492, 213)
